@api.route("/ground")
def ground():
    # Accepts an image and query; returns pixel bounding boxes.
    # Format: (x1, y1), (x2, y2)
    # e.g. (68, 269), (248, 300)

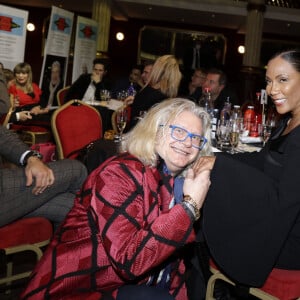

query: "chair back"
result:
(51, 100), (102, 159)
(56, 86), (70, 106)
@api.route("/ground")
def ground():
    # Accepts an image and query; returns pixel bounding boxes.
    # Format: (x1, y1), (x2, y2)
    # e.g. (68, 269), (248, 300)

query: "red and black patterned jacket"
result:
(21, 153), (196, 300)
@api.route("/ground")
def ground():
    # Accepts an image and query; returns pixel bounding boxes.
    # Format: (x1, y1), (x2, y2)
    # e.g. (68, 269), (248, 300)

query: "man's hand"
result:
(91, 71), (102, 84)
(25, 156), (55, 195)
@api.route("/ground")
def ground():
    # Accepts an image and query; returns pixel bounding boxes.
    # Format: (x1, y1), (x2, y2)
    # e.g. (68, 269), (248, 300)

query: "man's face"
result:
(202, 73), (224, 98)
(129, 68), (141, 83)
(93, 63), (106, 79)
(191, 70), (206, 88)
(141, 65), (153, 84)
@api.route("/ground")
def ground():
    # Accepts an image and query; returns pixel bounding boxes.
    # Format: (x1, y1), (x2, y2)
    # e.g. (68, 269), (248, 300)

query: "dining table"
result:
(83, 99), (123, 136)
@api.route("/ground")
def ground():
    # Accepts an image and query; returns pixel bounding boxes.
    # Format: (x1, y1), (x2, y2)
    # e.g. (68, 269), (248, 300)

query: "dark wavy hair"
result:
(271, 49), (300, 73)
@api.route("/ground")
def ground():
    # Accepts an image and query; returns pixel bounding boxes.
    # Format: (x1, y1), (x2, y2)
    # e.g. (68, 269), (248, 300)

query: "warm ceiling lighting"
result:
(116, 32), (124, 41)
(26, 23), (35, 31)
(238, 45), (245, 54)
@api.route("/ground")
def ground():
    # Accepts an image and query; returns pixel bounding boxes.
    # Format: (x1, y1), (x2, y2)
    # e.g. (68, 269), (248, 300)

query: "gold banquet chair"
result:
(206, 259), (300, 300)
(0, 217), (53, 293)
(51, 100), (102, 159)
(56, 85), (70, 106)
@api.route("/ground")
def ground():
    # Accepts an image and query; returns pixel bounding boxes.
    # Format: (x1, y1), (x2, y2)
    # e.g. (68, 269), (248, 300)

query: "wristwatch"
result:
(22, 150), (43, 166)
(183, 195), (201, 220)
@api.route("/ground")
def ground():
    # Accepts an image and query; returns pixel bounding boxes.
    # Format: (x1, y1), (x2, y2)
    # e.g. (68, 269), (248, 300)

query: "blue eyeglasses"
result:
(168, 125), (207, 150)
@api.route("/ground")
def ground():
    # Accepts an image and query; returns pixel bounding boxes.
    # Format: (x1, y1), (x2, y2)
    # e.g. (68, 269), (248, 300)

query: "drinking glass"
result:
(100, 90), (111, 103)
(262, 124), (272, 147)
(229, 119), (240, 154)
(116, 108), (127, 141)
(215, 118), (230, 150)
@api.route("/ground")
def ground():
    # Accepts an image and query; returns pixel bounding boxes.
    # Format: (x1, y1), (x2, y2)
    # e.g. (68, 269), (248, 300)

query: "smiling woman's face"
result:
(266, 56), (300, 116)
(155, 110), (202, 175)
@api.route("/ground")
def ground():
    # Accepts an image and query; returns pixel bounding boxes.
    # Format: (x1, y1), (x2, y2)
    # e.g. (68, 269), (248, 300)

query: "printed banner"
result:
(39, 6), (74, 98)
(72, 16), (98, 83)
(0, 5), (28, 70)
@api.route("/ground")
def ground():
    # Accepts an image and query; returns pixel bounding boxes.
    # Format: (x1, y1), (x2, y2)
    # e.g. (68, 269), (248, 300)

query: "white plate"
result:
(239, 136), (262, 144)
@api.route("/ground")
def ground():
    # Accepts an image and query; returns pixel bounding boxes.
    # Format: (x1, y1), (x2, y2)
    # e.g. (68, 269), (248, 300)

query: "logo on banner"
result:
(0, 15), (23, 36)
(80, 25), (96, 39)
(51, 14), (72, 34)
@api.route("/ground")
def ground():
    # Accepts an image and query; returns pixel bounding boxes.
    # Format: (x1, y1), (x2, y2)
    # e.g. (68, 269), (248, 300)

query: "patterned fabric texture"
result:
(21, 153), (196, 300)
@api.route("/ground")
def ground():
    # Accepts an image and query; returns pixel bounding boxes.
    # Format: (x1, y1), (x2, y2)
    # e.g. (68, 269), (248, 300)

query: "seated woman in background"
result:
(128, 54), (182, 129)
(21, 98), (212, 300)
(8, 62), (50, 123)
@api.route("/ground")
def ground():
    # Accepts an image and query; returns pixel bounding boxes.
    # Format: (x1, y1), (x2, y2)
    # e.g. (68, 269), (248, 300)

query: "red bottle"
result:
(243, 106), (255, 133)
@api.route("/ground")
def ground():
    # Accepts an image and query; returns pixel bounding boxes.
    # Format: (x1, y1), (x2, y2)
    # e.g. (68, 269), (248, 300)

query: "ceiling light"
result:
(238, 45), (245, 54)
(26, 23), (35, 32)
(116, 32), (124, 41)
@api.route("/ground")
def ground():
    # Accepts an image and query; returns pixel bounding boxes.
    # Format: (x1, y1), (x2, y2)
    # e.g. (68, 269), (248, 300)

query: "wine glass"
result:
(215, 118), (230, 150)
(229, 119), (240, 154)
(116, 108), (127, 141)
(262, 123), (272, 147)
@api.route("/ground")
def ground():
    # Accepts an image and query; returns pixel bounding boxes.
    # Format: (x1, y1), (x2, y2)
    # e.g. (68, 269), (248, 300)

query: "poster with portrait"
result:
(72, 16), (98, 83)
(39, 5), (74, 101)
(0, 5), (28, 70)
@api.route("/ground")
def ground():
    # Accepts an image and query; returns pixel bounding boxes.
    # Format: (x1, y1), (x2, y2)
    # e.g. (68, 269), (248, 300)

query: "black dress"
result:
(129, 86), (167, 128)
(203, 116), (300, 286)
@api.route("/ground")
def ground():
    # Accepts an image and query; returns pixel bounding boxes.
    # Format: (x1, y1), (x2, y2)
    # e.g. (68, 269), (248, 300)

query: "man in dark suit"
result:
(65, 58), (111, 102)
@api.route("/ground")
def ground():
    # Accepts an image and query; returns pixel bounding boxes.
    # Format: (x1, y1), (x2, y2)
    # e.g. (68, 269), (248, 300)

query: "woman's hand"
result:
(30, 105), (49, 115)
(123, 96), (134, 106)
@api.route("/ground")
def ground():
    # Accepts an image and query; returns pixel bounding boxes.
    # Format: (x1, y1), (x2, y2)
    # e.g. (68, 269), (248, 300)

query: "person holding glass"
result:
(21, 98), (212, 300)
(194, 49), (300, 289)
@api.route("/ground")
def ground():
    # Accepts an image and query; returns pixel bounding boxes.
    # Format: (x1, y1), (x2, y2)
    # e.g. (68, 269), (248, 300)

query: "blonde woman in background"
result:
(8, 62), (49, 122)
(129, 54), (182, 128)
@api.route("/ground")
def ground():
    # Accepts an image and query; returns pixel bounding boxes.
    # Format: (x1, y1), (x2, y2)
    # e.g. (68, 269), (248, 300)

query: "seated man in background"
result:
(111, 64), (143, 98)
(65, 58), (111, 102)
(202, 68), (238, 112)
(141, 60), (154, 85)
(185, 68), (207, 103)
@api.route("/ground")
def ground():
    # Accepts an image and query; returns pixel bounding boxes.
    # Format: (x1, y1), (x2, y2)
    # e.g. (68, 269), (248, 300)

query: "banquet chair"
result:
(0, 95), (51, 145)
(56, 85), (70, 106)
(206, 259), (300, 300)
(51, 100), (102, 159)
(0, 217), (53, 293)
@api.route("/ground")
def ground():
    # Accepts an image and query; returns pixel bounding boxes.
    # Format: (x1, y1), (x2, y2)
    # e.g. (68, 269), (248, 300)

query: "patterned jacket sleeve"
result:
(89, 157), (195, 280)
(0, 126), (29, 165)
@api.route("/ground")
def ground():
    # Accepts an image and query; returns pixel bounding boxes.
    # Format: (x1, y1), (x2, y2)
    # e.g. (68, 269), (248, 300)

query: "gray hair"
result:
(121, 98), (213, 167)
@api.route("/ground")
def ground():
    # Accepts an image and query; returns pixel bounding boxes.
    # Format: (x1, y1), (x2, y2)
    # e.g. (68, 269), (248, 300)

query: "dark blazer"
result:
(203, 116), (300, 286)
(65, 74), (110, 102)
(0, 72), (10, 118)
